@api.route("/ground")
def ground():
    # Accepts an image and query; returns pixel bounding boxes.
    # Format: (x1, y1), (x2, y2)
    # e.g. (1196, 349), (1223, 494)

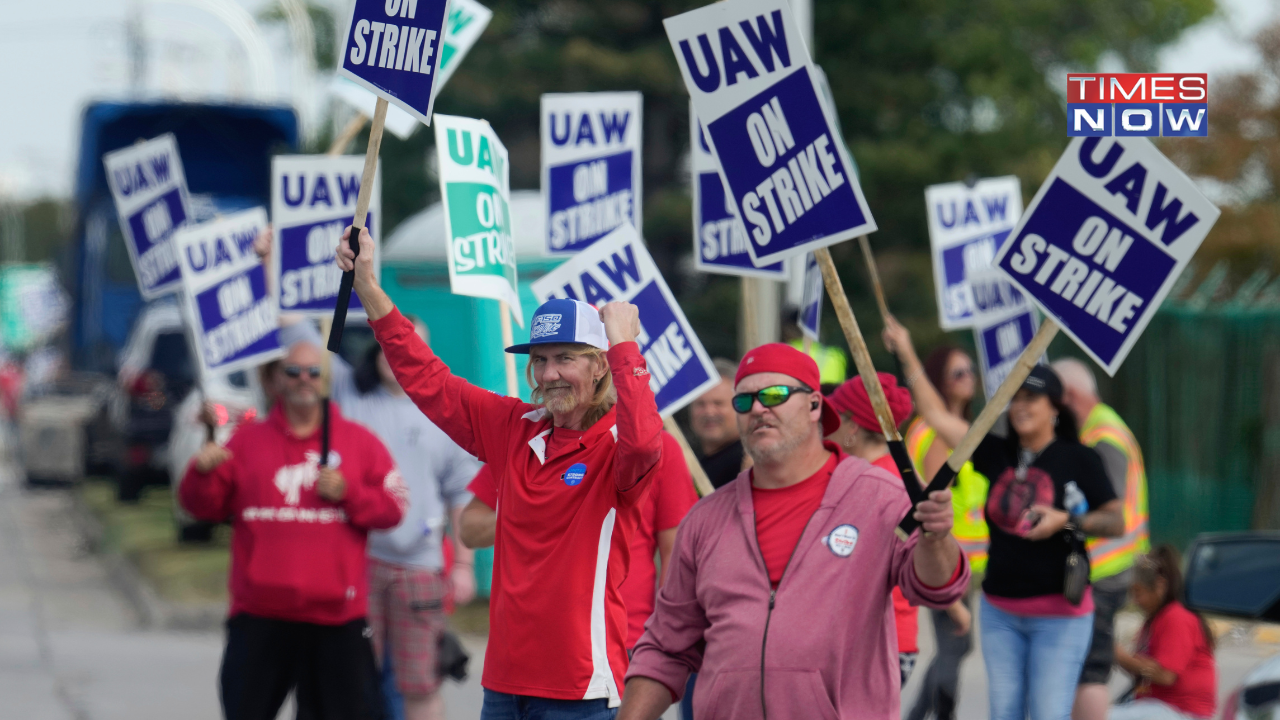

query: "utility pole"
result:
(126, 5), (147, 96)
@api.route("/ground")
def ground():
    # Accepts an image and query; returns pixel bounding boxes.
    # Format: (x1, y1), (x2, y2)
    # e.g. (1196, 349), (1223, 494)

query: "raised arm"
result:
(599, 302), (663, 496)
(882, 315), (970, 450)
(337, 226), (523, 463)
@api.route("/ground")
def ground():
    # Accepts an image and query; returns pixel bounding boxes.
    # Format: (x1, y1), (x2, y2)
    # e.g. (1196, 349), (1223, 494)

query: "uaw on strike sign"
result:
(272, 156), (381, 317)
(103, 134), (192, 299)
(435, 115), (522, 322)
(993, 137), (1220, 375)
(532, 224), (719, 416)
(541, 92), (643, 255)
(665, 0), (876, 266)
(691, 102), (785, 279)
(925, 176), (1029, 330)
(174, 208), (283, 376)
(339, 0), (451, 126)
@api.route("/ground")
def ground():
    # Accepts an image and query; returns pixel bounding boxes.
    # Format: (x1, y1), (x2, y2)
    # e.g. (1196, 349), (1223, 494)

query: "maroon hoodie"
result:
(180, 402), (406, 625)
(626, 455), (969, 720)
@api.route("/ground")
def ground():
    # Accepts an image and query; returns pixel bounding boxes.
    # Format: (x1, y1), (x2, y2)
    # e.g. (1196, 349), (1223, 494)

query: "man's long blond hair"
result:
(526, 345), (617, 428)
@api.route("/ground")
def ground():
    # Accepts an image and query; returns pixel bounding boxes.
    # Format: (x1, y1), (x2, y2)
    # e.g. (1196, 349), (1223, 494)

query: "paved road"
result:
(1, 430), (1272, 719)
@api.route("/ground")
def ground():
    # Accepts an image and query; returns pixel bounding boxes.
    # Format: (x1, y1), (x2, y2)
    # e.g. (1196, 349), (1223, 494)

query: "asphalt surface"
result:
(0, 429), (1273, 719)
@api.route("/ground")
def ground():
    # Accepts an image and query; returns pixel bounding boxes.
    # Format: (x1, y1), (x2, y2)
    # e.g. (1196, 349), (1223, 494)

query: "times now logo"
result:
(1067, 73), (1207, 137)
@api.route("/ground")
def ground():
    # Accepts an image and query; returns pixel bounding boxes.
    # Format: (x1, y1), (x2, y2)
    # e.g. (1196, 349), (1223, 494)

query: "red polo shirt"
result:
(372, 308), (664, 707)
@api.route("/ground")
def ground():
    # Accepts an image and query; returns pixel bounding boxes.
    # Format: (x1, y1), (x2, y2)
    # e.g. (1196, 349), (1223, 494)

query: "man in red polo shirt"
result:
(460, 431), (699, 650)
(337, 227), (663, 719)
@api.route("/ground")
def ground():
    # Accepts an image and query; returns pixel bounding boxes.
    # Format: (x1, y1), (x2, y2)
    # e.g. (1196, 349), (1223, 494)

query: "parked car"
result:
(1183, 532), (1280, 720)
(112, 302), (196, 501)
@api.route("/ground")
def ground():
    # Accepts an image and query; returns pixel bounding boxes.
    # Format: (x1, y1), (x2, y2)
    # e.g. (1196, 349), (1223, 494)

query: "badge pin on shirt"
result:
(823, 524), (859, 557)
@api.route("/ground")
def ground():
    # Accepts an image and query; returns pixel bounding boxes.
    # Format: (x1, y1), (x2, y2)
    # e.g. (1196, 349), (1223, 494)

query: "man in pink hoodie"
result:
(621, 344), (969, 720)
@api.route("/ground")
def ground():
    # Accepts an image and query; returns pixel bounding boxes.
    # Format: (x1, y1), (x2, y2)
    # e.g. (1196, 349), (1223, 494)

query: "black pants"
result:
(220, 613), (386, 720)
(906, 603), (974, 720)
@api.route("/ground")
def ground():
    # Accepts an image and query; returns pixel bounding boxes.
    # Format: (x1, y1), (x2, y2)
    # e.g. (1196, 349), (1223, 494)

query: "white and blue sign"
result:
(174, 208), (283, 376)
(798, 252), (822, 340)
(974, 308), (1040, 401)
(338, 0), (451, 127)
(532, 224), (719, 417)
(692, 103), (786, 279)
(541, 92), (643, 255)
(925, 176), (1027, 329)
(563, 462), (587, 486)
(993, 137), (1220, 375)
(665, 0), (876, 266)
(103, 134), (192, 299)
(271, 156), (381, 318)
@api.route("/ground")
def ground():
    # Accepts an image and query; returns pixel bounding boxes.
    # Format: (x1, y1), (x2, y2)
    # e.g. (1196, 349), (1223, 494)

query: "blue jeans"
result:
(980, 595), (1094, 720)
(481, 689), (617, 720)
(679, 674), (696, 720)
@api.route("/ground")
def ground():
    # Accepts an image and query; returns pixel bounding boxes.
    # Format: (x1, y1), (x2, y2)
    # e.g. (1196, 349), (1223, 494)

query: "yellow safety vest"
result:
(787, 339), (848, 385)
(905, 417), (990, 573)
(1081, 403), (1150, 581)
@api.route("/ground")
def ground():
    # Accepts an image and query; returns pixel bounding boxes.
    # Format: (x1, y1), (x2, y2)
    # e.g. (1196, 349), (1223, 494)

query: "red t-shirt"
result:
(623, 433), (699, 647)
(873, 454), (920, 654)
(1135, 601), (1216, 718)
(467, 433), (699, 649)
(752, 451), (839, 587)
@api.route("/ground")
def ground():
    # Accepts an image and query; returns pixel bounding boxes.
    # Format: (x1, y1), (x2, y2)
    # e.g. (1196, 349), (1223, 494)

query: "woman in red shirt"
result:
(824, 371), (919, 686)
(1111, 546), (1217, 720)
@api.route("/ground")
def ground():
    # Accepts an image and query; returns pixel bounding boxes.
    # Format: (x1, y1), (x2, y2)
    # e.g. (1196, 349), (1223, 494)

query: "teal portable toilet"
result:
(381, 190), (562, 597)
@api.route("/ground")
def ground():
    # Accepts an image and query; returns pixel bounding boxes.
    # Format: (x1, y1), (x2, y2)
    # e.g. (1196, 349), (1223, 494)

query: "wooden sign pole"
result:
(896, 318), (1061, 535)
(328, 113), (369, 156)
(326, 98), (388, 353)
(857, 234), (905, 380)
(663, 417), (716, 497)
(499, 302), (519, 398)
(812, 247), (925, 507)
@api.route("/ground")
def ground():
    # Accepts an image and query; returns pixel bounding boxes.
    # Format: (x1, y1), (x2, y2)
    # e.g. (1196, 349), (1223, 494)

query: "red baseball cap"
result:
(735, 343), (841, 436)
(826, 372), (914, 434)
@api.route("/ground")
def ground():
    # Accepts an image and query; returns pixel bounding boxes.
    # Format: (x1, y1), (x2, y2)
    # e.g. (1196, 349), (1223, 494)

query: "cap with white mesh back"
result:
(505, 298), (609, 354)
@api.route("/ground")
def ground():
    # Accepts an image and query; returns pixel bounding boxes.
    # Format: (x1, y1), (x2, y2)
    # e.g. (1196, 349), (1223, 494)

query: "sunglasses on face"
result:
(284, 365), (323, 379)
(950, 367), (974, 381)
(731, 385), (813, 414)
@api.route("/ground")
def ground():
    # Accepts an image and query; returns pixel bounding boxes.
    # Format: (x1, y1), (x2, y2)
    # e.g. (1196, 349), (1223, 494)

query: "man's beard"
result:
(742, 416), (810, 464)
(284, 386), (320, 409)
(542, 385), (582, 416)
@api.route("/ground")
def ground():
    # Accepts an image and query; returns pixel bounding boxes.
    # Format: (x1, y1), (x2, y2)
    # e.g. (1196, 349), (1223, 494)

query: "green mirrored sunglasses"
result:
(731, 385), (813, 414)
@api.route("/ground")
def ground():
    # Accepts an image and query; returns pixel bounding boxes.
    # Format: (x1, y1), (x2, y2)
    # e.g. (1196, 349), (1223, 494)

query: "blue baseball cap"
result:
(505, 298), (610, 354)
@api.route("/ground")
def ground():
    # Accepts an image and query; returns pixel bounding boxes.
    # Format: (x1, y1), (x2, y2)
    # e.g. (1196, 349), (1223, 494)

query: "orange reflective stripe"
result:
(1082, 404), (1150, 579)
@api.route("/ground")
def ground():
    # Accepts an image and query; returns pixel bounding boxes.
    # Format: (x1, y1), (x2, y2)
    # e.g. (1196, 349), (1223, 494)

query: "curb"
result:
(69, 490), (225, 632)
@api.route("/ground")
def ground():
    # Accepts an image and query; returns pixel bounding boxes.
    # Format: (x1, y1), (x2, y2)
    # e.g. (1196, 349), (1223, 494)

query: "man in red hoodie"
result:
(337, 226), (662, 719)
(620, 344), (968, 720)
(181, 337), (407, 720)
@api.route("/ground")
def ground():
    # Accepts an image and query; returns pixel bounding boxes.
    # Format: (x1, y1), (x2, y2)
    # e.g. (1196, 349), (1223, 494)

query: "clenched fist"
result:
(317, 467), (347, 502)
(599, 302), (641, 347)
(193, 442), (232, 473)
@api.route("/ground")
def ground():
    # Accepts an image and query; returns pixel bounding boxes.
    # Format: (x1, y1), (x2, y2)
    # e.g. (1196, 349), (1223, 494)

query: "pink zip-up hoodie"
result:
(626, 455), (969, 720)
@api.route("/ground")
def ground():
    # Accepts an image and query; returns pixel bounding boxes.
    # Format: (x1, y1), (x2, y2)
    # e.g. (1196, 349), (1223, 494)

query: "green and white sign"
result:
(435, 114), (522, 325)
(438, 0), (493, 90)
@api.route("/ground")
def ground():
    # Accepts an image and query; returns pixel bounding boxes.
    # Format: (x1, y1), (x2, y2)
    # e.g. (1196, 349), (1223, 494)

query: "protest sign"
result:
(925, 176), (1027, 329)
(797, 252), (822, 340)
(174, 208), (283, 376)
(103, 134), (192, 299)
(437, 0), (492, 90)
(692, 105), (786, 278)
(993, 136), (1220, 375)
(337, 0), (451, 126)
(541, 92), (643, 254)
(532, 224), (718, 416)
(973, 308), (1040, 401)
(271, 155), (381, 317)
(665, 0), (876, 266)
(435, 114), (522, 323)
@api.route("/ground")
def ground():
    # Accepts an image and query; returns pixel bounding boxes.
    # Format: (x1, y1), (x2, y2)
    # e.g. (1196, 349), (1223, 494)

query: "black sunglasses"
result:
(284, 364), (323, 379)
(731, 385), (813, 414)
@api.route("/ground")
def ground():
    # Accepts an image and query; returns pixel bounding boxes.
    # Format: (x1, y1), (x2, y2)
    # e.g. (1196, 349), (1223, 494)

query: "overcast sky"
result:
(0, 0), (1275, 201)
